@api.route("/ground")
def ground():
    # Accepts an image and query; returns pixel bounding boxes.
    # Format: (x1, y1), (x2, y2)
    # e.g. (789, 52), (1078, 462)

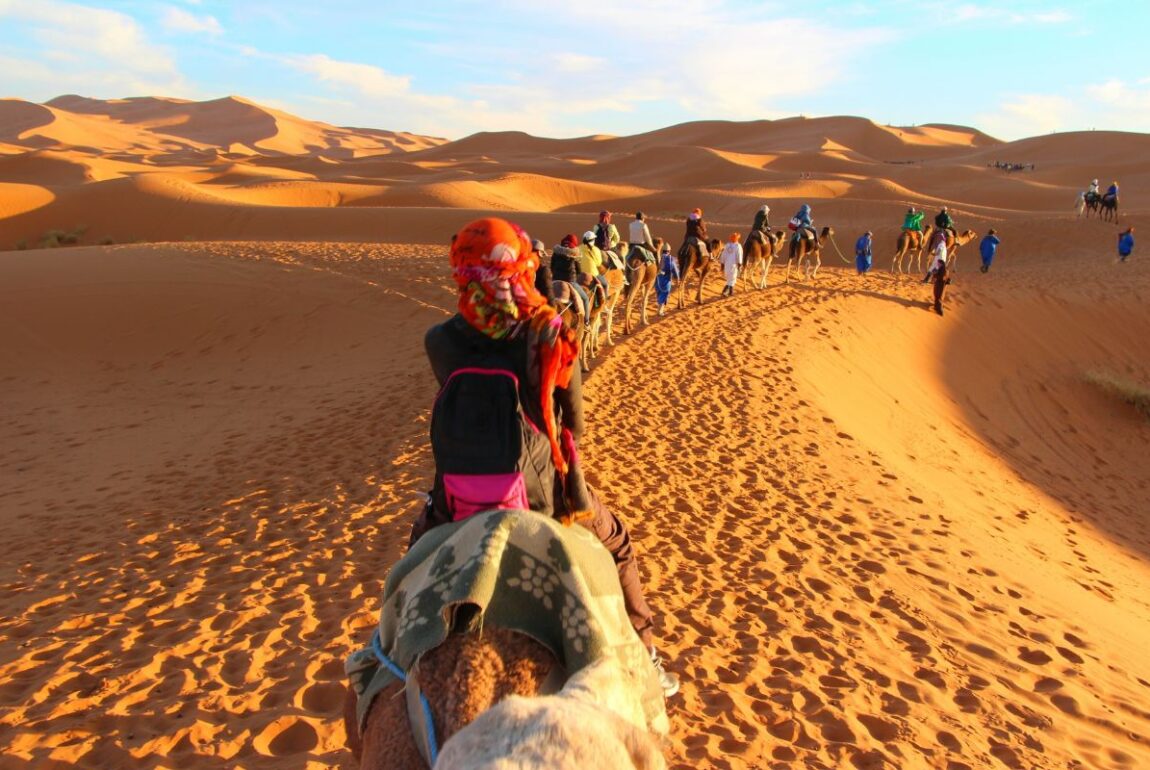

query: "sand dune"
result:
(1, 94), (1148, 769)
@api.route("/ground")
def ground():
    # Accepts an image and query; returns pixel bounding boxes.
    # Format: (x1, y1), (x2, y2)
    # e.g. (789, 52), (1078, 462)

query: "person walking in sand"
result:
(929, 236), (950, 316)
(654, 242), (679, 315)
(855, 231), (873, 274)
(1118, 227), (1135, 263)
(719, 233), (743, 297)
(979, 229), (1001, 273)
(414, 217), (679, 697)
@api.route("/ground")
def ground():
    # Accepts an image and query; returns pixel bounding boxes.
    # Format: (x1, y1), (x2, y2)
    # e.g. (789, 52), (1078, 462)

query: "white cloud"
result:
(0, 1), (188, 96)
(976, 81), (1150, 138)
(291, 1), (896, 137)
(943, 3), (1072, 25)
(286, 55), (411, 99)
(975, 93), (1073, 138)
(552, 53), (602, 74)
(161, 6), (222, 36)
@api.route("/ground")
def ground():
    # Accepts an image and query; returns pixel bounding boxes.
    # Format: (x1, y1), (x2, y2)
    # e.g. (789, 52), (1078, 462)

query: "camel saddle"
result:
(345, 509), (669, 765)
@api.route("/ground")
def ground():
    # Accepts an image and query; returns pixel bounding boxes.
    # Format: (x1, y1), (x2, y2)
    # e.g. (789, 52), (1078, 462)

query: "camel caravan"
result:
(535, 205), (847, 371)
(340, 205), (984, 769)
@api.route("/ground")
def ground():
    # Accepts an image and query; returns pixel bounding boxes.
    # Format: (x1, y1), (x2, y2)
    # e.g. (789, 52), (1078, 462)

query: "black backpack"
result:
(595, 223), (610, 250)
(430, 360), (557, 521)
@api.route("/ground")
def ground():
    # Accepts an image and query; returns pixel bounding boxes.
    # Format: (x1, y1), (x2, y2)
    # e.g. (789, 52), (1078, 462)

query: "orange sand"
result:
(1, 95), (1149, 769)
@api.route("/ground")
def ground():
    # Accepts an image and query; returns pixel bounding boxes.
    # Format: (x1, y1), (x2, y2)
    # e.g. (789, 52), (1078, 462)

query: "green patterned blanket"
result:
(346, 508), (666, 741)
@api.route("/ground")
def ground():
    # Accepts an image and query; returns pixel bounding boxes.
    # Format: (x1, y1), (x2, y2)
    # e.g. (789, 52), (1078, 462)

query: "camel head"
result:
(820, 226), (834, 238)
(707, 238), (721, 253)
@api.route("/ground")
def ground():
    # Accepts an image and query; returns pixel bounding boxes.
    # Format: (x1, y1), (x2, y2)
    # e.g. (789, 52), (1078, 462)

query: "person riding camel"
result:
(413, 217), (678, 697)
(594, 210), (621, 256)
(531, 239), (554, 303)
(902, 206), (925, 233)
(628, 211), (657, 262)
(681, 208), (710, 258)
(1104, 181), (1119, 204)
(551, 233), (590, 320)
(934, 206), (956, 248)
(579, 230), (609, 299)
(1087, 178), (1100, 200)
(749, 204), (774, 247)
(791, 204), (816, 245)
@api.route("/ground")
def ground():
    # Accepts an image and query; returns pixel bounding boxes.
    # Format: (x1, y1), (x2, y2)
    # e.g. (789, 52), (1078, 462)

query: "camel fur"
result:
(621, 239), (661, 334)
(346, 628), (557, 769)
(741, 230), (785, 290)
(785, 226), (834, 283)
(434, 654), (667, 770)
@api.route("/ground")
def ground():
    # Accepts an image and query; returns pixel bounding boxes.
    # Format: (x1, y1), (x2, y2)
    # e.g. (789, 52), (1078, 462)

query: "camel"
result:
(344, 509), (669, 769)
(784, 226), (834, 283)
(583, 266), (625, 364)
(621, 239), (661, 335)
(676, 237), (716, 307)
(551, 280), (589, 371)
(741, 230), (785, 290)
(890, 225), (934, 276)
(936, 228), (978, 274)
(1099, 195), (1119, 223)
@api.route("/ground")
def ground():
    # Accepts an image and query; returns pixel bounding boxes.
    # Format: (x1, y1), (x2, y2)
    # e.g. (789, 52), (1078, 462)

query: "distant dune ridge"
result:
(1, 95), (1148, 770)
(0, 93), (1147, 247)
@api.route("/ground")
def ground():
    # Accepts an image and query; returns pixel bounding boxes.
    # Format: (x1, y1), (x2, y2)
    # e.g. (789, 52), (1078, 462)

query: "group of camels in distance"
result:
(552, 216), (978, 372)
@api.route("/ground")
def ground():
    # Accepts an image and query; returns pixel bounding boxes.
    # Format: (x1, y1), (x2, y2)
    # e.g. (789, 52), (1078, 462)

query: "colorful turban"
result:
(560, 233), (579, 248)
(599, 210), (611, 223)
(449, 217), (580, 478)
(450, 217), (544, 340)
(730, 232), (740, 242)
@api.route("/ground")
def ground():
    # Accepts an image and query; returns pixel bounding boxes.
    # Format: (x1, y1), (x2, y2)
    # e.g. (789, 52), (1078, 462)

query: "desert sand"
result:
(1, 96), (1149, 769)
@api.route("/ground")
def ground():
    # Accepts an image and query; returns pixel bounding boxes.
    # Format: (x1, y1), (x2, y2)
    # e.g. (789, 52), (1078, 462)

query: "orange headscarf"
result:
(449, 217), (579, 473)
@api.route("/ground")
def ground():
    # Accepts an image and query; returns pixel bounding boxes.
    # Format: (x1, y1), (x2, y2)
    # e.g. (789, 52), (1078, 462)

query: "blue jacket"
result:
(1107, 184), (1119, 197)
(1118, 232), (1134, 256)
(794, 205), (812, 228)
(980, 235), (1000, 259)
(855, 234), (872, 256)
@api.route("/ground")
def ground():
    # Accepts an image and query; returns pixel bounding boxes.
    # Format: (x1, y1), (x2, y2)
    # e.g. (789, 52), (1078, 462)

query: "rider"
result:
(749, 204), (773, 247)
(792, 204), (816, 245)
(682, 208), (709, 257)
(551, 233), (590, 318)
(414, 217), (678, 697)
(531, 239), (554, 302)
(1087, 178), (1100, 199)
(580, 230), (609, 296)
(934, 206), (956, 247)
(628, 211), (657, 260)
(594, 210), (621, 255)
(902, 206), (924, 233)
(1104, 180), (1119, 203)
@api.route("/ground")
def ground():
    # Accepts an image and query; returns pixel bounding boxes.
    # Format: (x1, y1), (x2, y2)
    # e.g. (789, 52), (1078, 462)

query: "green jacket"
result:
(902, 211), (924, 230)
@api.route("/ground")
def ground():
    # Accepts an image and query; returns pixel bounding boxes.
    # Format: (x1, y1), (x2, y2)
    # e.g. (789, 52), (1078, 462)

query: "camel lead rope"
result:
(827, 234), (852, 264)
(371, 629), (440, 766)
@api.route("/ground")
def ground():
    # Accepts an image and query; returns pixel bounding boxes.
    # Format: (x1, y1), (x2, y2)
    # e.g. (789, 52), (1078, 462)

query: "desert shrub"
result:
(39, 226), (87, 247)
(1083, 370), (1150, 419)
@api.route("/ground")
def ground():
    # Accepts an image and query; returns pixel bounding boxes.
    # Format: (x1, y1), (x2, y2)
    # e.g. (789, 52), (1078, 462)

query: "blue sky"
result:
(2, 0), (1148, 141)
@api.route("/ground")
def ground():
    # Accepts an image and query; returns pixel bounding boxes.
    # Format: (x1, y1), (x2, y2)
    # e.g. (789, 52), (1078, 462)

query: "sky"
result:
(2, 0), (1149, 142)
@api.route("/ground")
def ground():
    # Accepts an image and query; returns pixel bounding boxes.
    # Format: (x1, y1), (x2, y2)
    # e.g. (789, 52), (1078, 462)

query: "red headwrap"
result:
(450, 217), (544, 340)
(449, 217), (579, 474)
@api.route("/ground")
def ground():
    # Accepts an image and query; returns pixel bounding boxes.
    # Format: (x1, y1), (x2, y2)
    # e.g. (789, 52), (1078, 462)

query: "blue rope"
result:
(371, 629), (439, 765)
